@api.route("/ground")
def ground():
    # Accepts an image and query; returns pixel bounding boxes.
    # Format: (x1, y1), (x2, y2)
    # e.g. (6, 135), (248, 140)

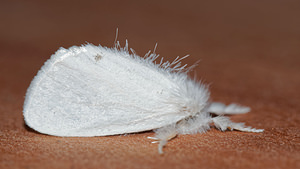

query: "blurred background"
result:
(1, 0), (299, 100)
(0, 0), (299, 169)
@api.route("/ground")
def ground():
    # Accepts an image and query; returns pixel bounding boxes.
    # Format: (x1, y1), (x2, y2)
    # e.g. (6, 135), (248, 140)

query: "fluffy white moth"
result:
(23, 42), (263, 154)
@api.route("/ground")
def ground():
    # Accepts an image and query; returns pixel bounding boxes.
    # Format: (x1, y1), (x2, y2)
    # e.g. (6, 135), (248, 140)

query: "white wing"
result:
(24, 44), (203, 136)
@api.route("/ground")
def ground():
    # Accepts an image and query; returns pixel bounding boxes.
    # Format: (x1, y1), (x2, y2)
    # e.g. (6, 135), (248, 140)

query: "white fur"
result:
(23, 42), (263, 154)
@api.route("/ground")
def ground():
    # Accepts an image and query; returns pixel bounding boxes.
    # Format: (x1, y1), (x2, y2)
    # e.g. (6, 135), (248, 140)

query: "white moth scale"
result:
(23, 41), (263, 154)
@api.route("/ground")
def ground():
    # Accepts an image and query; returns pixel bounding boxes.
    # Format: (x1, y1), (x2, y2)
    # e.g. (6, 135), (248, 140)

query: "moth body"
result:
(23, 42), (263, 154)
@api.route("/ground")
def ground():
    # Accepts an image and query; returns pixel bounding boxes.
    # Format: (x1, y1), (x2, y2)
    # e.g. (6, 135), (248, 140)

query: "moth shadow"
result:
(23, 121), (154, 137)
(23, 122), (40, 134)
(210, 113), (234, 117)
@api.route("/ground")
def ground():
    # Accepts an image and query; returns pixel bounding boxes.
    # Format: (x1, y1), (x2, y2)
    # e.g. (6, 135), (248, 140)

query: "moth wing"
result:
(24, 45), (187, 136)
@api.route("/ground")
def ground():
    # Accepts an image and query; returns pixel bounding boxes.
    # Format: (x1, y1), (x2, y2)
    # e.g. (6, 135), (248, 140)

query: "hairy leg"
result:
(148, 124), (178, 154)
(148, 113), (212, 154)
(148, 105), (263, 154)
(212, 116), (264, 132)
(207, 102), (251, 115)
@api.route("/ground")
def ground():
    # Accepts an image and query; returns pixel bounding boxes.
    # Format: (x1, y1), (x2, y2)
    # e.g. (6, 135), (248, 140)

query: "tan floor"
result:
(0, 1), (299, 169)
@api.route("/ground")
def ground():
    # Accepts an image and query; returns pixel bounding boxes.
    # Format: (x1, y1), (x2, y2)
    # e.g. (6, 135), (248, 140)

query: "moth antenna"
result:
(185, 59), (200, 72)
(153, 43), (158, 54)
(113, 28), (119, 48)
(115, 41), (121, 49)
(159, 57), (164, 65)
(144, 50), (151, 58)
(171, 56), (180, 65)
(173, 54), (190, 65)
(130, 48), (137, 55)
(124, 39), (129, 51)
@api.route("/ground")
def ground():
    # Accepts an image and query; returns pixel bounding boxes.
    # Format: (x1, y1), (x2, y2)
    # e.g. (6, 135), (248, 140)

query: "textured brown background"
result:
(0, 0), (299, 169)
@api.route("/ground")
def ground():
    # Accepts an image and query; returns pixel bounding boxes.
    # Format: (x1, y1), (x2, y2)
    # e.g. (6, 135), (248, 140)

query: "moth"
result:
(23, 41), (263, 154)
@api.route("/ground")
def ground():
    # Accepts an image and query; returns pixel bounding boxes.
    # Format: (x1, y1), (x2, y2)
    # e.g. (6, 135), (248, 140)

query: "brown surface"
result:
(1, 0), (299, 169)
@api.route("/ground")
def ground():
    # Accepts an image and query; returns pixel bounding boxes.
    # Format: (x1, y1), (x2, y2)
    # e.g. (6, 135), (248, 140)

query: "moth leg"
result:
(175, 114), (211, 135)
(207, 102), (251, 115)
(147, 124), (177, 154)
(212, 116), (264, 132)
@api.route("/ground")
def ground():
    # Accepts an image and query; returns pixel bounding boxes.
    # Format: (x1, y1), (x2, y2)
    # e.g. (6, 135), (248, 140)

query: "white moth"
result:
(23, 41), (263, 154)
